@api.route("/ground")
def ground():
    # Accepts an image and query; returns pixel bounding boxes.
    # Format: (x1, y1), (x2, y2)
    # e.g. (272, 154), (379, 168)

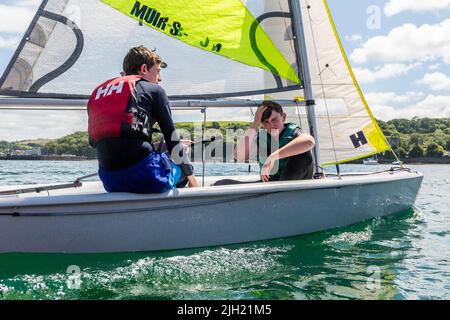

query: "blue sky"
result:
(328, 0), (450, 119)
(0, 0), (449, 141)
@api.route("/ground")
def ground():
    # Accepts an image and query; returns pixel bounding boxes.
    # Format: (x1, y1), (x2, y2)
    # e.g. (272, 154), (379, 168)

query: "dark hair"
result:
(123, 45), (163, 75)
(261, 100), (284, 122)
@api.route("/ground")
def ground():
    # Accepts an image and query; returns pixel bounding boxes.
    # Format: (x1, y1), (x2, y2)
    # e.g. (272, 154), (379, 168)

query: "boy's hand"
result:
(180, 139), (193, 155)
(260, 154), (277, 182)
(187, 175), (199, 187)
(252, 105), (267, 129)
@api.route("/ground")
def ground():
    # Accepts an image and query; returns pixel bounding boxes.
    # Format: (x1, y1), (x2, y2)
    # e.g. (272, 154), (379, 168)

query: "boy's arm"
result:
(260, 132), (315, 182)
(274, 132), (315, 160)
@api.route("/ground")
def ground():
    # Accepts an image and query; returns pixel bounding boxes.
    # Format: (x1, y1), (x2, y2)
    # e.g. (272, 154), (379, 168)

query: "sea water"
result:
(0, 161), (448, 300)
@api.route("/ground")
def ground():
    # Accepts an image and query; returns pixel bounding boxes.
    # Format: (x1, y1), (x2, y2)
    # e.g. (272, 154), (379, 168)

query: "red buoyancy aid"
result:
(87, 75), (151, 146)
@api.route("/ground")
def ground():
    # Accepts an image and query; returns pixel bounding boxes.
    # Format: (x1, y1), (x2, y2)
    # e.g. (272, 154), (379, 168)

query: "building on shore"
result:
(11, 147), (42, 157)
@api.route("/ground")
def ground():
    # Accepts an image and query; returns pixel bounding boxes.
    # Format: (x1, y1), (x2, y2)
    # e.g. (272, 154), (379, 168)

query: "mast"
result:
(289, 0), (322, 174)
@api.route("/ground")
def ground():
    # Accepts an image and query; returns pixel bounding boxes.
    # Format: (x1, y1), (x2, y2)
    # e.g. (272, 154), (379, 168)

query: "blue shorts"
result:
(98, 152), (182, 194)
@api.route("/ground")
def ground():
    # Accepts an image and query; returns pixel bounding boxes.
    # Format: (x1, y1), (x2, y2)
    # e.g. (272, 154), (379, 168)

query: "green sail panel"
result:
(101, 0), (300, 84)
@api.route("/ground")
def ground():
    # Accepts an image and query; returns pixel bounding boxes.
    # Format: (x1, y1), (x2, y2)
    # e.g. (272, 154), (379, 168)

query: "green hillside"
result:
(1, 118), (449, 162)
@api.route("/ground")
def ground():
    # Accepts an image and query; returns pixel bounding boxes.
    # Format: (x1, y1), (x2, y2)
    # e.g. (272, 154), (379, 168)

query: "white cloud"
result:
(353, 63), (421, 84)
(0, 6), (34, 34)
(0, 111), (87, 142)
(428, 63), (440, 70)
(345, 34), (363, 43)
(370, 94), (450, 120)
(365, 91), (425, 105)
(0, 35), (20, 49)
(0, 3), (38, 34)
(16, 0), (41, 7)
(385, 0), (450, 16)
(351, 20), (450, 64)
(417, 72), (450, 91)
(415, 94), (450, 116)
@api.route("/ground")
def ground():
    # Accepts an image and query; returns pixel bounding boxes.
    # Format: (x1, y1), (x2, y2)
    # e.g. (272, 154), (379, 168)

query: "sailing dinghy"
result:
(0, 0), (423, 253)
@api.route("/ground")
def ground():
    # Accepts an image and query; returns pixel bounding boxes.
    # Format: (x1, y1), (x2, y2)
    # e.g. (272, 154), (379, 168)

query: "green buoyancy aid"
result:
(257, 123), (300, 180)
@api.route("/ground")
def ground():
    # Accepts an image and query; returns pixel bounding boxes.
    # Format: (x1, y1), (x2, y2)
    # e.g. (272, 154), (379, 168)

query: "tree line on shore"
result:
(1, 118), (449, 161)
(378, 117), (449, 160)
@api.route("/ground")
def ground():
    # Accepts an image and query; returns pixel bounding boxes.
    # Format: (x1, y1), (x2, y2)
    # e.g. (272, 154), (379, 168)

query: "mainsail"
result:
(0, 0), (391, 166)
(101, 0), (300, 85)
(0, 0), (301, 100)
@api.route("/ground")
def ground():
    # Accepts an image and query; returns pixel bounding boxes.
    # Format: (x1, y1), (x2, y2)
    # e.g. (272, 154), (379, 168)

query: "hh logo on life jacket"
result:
(350, 131), (368, 148)
(95, 81), (125, 100)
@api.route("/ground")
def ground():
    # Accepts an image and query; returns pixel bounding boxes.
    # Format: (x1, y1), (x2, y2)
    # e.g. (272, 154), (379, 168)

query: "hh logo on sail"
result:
(350, 131), (368, 148)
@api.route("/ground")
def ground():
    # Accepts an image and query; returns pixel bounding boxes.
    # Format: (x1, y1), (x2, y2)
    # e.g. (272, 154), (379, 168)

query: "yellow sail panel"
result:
(363, 122), (390, 153)
(101, 0), (300, 84)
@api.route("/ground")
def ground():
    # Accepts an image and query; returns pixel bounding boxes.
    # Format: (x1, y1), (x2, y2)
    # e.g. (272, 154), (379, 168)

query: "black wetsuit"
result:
(96, 80), (193, 180)
(266, 128), (313, 181)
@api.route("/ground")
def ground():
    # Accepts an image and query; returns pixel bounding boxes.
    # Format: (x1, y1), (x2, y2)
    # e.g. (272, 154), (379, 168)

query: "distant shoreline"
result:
(0, 155), (94, 161)
(0, 157), (448, 164)
(367, 158), (450, 165)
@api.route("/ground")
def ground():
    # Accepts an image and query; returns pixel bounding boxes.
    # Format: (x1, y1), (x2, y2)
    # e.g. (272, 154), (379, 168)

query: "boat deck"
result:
(0, 170), (423, 208)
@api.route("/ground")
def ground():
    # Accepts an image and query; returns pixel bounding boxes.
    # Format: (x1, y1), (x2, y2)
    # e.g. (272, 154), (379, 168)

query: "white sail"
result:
(298, 0), (390, 165)
(278, 0), (390, 166)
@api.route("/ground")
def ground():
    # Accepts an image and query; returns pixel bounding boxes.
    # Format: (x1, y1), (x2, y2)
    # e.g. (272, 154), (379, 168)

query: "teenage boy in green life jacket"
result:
(235, 101), (315, 182)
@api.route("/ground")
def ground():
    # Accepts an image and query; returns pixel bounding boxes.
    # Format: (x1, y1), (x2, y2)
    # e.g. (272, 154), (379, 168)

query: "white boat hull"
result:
(0, 170), (423, 253)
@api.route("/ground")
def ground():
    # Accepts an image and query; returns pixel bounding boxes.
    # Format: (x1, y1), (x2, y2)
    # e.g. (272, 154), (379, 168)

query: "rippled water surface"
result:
(0, 161), (448, 299)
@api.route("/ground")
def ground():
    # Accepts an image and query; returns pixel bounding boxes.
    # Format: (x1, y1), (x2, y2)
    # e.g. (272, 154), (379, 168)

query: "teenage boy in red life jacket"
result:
(87, 46), (198, 193)
(235, 101), (315, 182)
